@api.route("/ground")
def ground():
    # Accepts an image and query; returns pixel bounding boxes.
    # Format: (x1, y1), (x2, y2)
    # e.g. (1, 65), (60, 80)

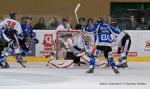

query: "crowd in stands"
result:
(118, 15), (150, 30)
(0, 15), (150, 30)
(30, 15), (150, 30)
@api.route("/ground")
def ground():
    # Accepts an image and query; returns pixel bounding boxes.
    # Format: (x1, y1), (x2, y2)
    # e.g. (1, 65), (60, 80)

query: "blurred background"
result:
(0, 0), (150, 30)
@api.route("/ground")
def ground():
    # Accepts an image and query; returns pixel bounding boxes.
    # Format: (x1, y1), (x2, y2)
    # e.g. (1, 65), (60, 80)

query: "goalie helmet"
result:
(81, 33), (91, 46)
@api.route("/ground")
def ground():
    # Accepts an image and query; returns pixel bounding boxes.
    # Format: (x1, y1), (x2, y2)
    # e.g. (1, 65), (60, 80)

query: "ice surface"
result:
(0, 62), (150, 89)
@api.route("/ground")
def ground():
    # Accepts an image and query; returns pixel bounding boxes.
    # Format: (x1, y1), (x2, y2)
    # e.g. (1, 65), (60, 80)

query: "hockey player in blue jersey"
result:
(84, 18), (120, 74)
(19, 16), (38, 62)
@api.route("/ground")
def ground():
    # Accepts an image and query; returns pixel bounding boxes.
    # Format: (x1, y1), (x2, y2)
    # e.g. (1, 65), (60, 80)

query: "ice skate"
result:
(117, 61), (128, 68)
(113, 68), (120, 74)
(0, 61), (9, 68)
(86, 67), (94, 73)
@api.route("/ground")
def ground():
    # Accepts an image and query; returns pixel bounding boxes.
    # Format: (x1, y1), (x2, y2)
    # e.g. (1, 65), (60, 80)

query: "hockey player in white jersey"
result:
(0, 12), (25, 68)
(110, 21), (131, 68)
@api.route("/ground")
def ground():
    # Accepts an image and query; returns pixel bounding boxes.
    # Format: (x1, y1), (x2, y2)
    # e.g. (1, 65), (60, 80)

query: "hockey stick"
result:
(75, 3), (81, 24)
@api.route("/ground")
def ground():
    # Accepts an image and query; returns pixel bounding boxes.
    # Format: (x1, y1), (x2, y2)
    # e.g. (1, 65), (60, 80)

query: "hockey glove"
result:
(33, 38), (39, 44)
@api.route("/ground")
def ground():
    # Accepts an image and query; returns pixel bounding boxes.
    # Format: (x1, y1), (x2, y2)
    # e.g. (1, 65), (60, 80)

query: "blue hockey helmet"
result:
(26, 16), (32, 20)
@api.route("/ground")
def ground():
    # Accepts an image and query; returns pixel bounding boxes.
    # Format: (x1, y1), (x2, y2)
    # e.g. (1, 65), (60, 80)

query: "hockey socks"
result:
(117, 52), (128, 68)
(108, 57), (117, 69)
(89, 55), (95, 65)
(108, 57), (119, 74)
(86, 55), (95, 73)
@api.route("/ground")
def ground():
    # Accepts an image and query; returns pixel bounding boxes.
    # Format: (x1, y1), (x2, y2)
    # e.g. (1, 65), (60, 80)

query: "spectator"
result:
(46, 17), (59, 30)
(105, 16), (112, 25)
(33, 17), (46, 29)
(56, 16), (62, 25)
(56, 17), (72, 31)
(20, 16), (27, 24)
(126, 16), (138, 30)
(75, 17), (86, 30)
(137, 17), (148, 30)
(86, 18), (94, 28)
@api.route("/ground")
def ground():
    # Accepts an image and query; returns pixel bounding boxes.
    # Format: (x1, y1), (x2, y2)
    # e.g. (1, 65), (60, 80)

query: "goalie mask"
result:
(81, 34), (91, 45)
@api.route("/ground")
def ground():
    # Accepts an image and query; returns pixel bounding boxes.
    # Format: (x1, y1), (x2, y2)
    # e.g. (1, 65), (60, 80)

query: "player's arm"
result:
(108, 26), (121, 41)
(21, 23), (26, 35)
(1, 31), (12, 42)
(83, 25), (99, 33)
(30, 27), (34, 38)
(109, 26), (121, 36)
(16, 22), (23, 35)
(29, 26), (39, 44)
(0, 20), (12, 42)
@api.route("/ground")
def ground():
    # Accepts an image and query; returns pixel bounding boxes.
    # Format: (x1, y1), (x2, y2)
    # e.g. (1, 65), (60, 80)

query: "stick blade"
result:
(75, 3), (81, 13)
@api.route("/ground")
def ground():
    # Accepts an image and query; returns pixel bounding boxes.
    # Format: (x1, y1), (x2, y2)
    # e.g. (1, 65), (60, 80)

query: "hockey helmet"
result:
(9, 11), (16, 20)
(63, 17), (70, 22)
(96, 18), (104, 24)
(26, 16), (32, 20)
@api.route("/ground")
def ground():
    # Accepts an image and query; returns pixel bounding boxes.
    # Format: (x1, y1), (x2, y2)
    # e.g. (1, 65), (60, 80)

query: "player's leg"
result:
(19, 38), (31, 57)
(126, 37), (131, 55)
(104, 46), (119, 74)
(13, 37), (26, 68)
(0, 44), (10, 68)
(48, 52), (55, 62)
(14, 48), (26, 68)
(86, 46), (101, 73)
(0, 33), (11, 68)
(123, 36), (131, 67)
(86, 55), (96, 73)
(117, 47), (122, 63)
(118, 34), (131, 68)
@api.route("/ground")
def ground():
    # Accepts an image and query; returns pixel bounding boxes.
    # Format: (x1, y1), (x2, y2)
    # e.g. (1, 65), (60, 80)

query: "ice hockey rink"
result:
(0, 61), (150, 89)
